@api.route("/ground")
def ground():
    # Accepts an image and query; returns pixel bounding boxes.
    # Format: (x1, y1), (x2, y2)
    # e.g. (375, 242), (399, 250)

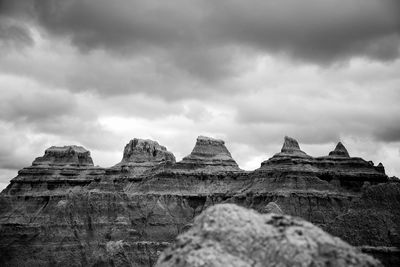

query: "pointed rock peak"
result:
(329, 142), (350, 157)
(277, 136), (309, 157)
(180, 136), (239, 169)
(376, 162), (385, 174)
(119, 138), (175, 165)
(281, 136), (301, 153)
(32, 145), (94, 167)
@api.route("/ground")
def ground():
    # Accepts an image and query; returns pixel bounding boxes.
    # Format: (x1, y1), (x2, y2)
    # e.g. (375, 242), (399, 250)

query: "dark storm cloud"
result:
(1, 0), (400, 187)
(374, 124), (400, 142)
(0, 18), (33, 49)
(3, 0), (399, 66)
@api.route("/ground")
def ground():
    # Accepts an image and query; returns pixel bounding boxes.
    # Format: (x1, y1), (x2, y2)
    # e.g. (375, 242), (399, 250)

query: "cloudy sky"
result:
(1, 0), (400, 189)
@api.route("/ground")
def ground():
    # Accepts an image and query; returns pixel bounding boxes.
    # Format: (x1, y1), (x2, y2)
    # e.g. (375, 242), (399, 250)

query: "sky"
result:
(0, 0), (399, 190)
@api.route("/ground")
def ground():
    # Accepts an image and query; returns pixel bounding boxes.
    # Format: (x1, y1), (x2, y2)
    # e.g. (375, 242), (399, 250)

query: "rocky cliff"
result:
(0, 136), (399, 266)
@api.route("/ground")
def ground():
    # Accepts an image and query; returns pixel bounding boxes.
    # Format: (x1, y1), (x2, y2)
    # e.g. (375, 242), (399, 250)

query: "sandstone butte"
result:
(0, 136), (399, 266)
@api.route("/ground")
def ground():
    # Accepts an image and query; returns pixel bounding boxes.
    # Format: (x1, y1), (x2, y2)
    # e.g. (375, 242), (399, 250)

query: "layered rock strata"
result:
(110, 139), (175, 175)
(33, 145), (94, 166)
(156, 204), (382, 267)
(0, 136), (399, 267)
(329, 142), (350, 157)
(277, 135), (311, 158)
(260, 137), (388, 191)
(174, 136), (240, 173)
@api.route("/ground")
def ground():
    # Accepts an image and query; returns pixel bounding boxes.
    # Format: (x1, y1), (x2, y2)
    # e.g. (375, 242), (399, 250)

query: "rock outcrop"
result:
(0, 135), (398, 267)
(279, 136), (310, 156)
(260, 137), (388, 191)
(329, 142), (350, 157)
(262, 201), (284, 214)
(111, 139), (175, 175)
(32, 145), (94, 167)
(156, 204), (382, 267)
(175, 136), (240, 173)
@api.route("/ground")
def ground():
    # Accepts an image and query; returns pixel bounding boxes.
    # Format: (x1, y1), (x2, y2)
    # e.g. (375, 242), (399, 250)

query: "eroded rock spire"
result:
(276, 136), (309, 157)
(329, 142), (350, 157)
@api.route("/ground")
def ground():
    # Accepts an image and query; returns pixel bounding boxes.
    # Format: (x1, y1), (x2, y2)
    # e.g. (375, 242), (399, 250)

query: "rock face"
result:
(262, 201), (284, 214)
(260, 137), (388, 191)
(111, 139), (175, 175)
(0, 136), (399, 267)
(119, 139), (175, 165)
(32, 145), (94, 166)
(329, 142), (350, 157)
(275, 136), (310, 158)
(156, 204), (382, 267)
(176, 136), (240, 172)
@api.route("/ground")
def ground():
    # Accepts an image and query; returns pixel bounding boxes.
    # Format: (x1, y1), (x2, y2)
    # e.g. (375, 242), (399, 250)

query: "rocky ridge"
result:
(0, 135), (399, 267)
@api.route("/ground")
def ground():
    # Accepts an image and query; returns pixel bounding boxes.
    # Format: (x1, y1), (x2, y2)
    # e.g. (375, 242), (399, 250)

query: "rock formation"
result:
(376, 163), (385, 174)
(175, 136), (240, 173)
(262, 201), (284, 214)
(111, 139), (175, 175)
(0, 135), (399, 267)
(156, 204), (382, 267)
(32, 145), (94, 166)
(274, 136), (311, 158)
(329, 142), (350, 157)
(260, 137), (388, 191)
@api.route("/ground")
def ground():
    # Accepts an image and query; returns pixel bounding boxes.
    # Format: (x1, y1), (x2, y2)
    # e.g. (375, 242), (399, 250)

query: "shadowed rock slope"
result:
(0, 136), (399, 267)
(156, 204), (382, 267)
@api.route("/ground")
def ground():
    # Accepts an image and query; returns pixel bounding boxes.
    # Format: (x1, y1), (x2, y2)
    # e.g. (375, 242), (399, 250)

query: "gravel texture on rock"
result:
(156, 204), (382, 267)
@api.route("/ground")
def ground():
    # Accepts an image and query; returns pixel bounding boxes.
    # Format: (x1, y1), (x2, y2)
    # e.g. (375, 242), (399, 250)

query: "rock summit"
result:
(177, 136), (240, 172)
(32, 145), (94, 167)
(329, 142), (350, 157)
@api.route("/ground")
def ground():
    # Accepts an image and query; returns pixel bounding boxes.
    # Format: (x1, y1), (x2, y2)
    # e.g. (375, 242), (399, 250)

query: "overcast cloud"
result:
(0, 0), (399, 190)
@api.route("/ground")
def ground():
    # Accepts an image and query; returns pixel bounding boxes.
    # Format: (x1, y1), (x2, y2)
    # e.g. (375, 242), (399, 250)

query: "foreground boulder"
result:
(156, 204), (382, 267)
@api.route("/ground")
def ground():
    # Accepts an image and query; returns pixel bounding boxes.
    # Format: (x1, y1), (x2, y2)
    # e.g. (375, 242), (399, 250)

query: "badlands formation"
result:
(0, 136), (399, 266)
